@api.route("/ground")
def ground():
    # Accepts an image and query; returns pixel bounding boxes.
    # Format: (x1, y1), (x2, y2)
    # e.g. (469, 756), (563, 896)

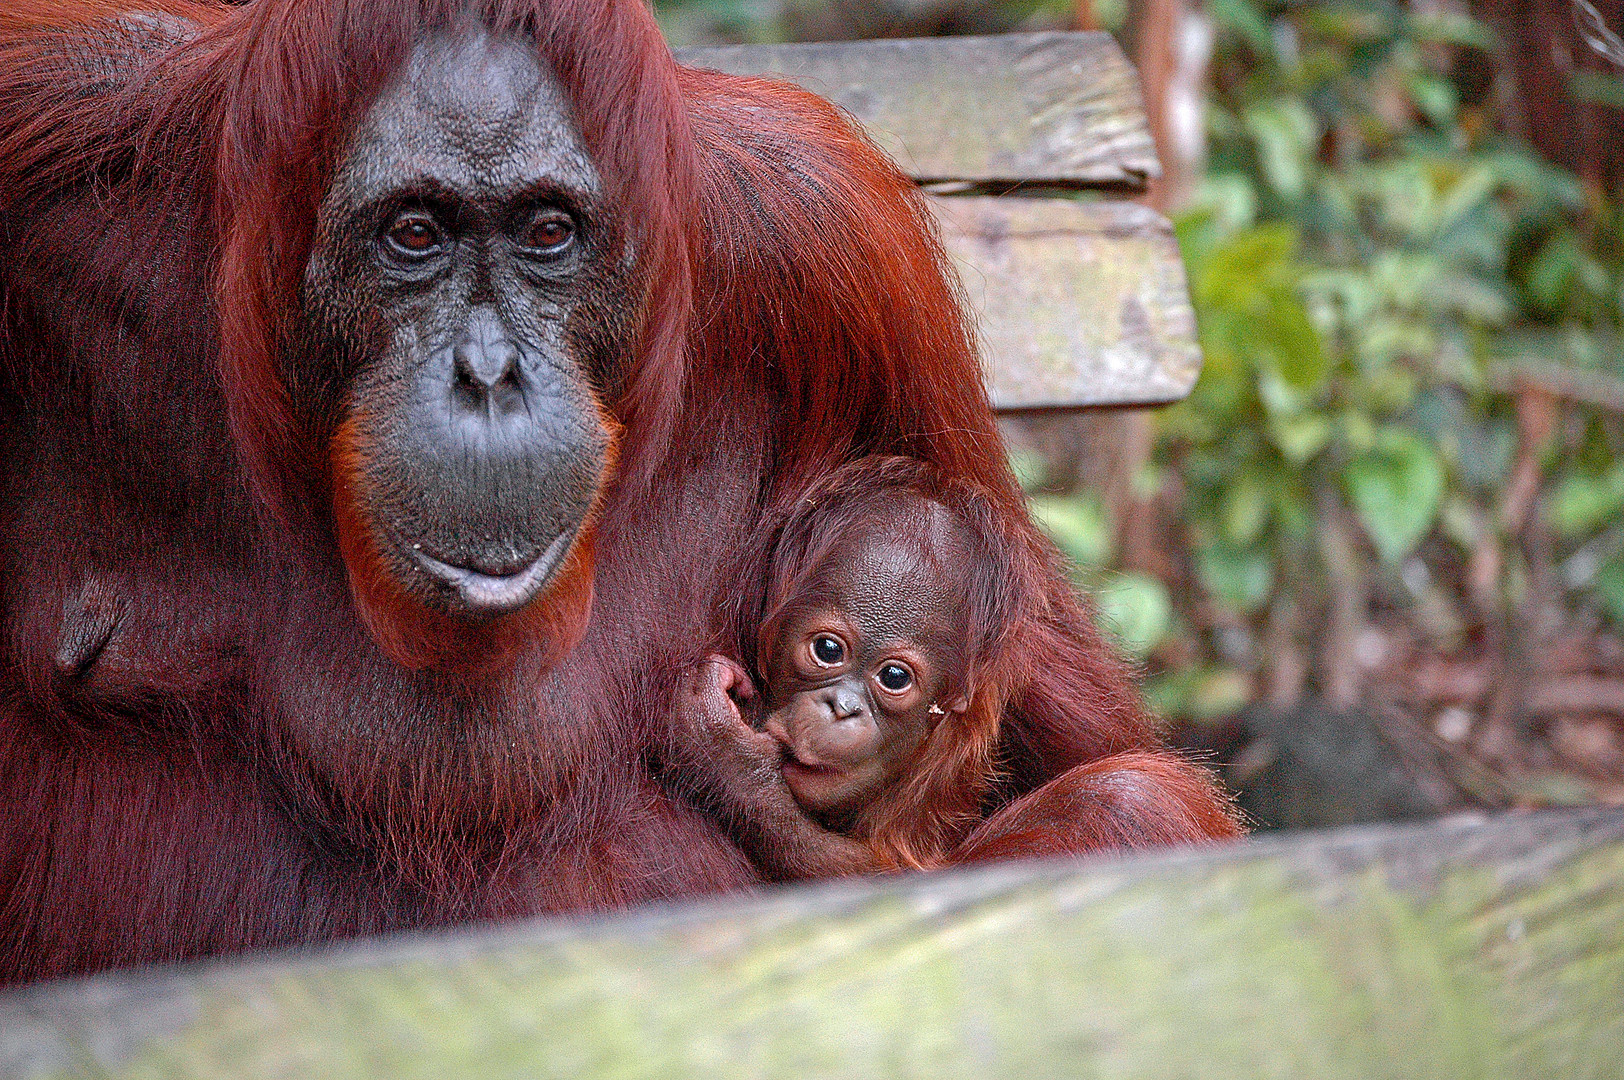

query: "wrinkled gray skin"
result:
(301, 29), (632, 615)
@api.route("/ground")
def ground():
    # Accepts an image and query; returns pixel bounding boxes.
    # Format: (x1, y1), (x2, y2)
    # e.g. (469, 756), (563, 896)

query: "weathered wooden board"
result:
(675, 33), (1159, 189)
(933, 195), (1201, 410)
(5, 808), (1623, 1079)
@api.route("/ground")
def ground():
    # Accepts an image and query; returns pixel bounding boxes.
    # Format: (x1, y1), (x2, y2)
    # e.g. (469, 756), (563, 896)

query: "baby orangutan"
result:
(674, 457), (1014, 877)
(674, 456), (1241, 880)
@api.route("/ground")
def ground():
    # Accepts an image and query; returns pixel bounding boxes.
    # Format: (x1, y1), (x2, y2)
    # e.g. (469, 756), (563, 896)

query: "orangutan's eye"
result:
(876, 663), (913, 692)
(811, 635), (845, 666)
(383, 212), (445, 259)
(518, 209), (576, 255)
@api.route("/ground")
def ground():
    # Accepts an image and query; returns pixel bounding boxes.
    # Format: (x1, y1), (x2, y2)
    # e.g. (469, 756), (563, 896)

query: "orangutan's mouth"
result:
(781, 757), (839, 779)
(408, 529), (574, 614)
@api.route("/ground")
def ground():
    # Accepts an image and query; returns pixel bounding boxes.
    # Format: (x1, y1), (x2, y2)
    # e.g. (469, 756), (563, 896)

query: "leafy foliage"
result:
(1027, 1), (1623, 731)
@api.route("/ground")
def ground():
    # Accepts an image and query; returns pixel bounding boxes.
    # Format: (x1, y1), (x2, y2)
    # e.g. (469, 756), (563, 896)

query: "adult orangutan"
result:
(0, 0), (1236, 985)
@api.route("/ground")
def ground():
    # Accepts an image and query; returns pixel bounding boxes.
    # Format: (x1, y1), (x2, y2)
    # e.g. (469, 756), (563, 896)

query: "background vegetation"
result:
(659, 0), (1624, 819)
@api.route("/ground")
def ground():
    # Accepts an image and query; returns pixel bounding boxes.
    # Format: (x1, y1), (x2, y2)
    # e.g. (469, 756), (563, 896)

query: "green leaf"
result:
(1547, 465), (1624, 539)
(1196, 542), (1274, 614)
(1345, 431), (1446, 564)
(1244, 99), (1318, 201)
(1195, 224), (1298, 310)
(1342, 410), (1379, 454)
(1270, 412), (1334, 464)
(1406, 72), (1457, 126)
(1274, 487), (1314, 539)
(1258, 288), (1330, 389)
(1181, 174), (1259, 246)
(1525, 231), (1582, 311)
(1141, 669), (1194, 719)
(1143, 665), (1253, 722)
(1208, 0), (1276, 56)
(1186, 666), (1255, 721)
(1092, 573), (1172, 659)
(1426, 272), (1512, 325)
(1221, 472), (1272, 545)
(1405, 11), (1498, 51)
(1434, 161), (1498, 233)
(1029, 495), (1113, 567)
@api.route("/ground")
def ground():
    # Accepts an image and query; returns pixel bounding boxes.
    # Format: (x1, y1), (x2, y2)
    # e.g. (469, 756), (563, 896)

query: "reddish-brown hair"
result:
(0, 9), (1237, 984)
(2, 0), (695, 483)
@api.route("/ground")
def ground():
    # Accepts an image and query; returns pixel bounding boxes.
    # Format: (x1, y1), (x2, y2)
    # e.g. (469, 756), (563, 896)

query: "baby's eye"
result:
(876, 663), (912, 692)
(811, 636), (845, 665)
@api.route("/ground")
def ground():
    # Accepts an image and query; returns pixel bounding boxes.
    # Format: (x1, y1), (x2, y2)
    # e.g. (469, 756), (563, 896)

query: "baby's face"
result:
(761, 531), (968, 824)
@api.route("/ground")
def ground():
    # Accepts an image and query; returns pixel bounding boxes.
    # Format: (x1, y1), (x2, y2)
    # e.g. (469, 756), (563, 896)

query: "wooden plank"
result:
(5, 808), (1623, 1079)
(934, 195), (1201, 410)
(675, 33), (1159, 189)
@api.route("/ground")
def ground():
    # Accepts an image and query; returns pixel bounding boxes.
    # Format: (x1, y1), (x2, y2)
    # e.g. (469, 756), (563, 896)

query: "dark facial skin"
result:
(302, 30), (631, 615)
(761, 528), (970, 827)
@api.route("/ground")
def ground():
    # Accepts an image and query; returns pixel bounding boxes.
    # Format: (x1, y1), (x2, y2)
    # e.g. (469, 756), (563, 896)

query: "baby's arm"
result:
(670, 656), (885, 881)
(951, 750), (1243, 863)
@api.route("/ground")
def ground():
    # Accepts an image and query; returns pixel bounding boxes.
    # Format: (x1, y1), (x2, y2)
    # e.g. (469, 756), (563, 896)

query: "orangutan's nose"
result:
(450, 308), (522, 410)
(820, 685), (866, 720)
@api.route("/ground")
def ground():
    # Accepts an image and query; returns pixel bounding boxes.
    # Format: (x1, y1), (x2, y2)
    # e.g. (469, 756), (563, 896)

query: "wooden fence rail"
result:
(5, 807), (1622, 1079)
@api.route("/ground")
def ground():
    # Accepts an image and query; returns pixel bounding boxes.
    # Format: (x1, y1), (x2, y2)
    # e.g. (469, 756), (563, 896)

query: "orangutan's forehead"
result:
(815, 529), (966, 647)
(335, 28), (601, 205)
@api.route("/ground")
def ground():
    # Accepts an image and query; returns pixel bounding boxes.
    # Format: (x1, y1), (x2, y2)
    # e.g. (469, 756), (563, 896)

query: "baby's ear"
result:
(944, 695), (970, 716)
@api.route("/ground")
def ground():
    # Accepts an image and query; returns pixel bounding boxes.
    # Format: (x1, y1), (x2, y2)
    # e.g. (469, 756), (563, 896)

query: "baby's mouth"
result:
(780, 752), (835, 776)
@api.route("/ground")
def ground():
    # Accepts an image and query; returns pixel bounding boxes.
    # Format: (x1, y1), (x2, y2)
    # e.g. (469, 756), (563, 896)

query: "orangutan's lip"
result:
(781, 757), (839, 779)
(408, 529), (574, 614)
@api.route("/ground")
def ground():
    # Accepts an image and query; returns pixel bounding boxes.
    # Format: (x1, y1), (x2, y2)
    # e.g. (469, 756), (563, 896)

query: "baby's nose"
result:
(820, 685), (866, 720)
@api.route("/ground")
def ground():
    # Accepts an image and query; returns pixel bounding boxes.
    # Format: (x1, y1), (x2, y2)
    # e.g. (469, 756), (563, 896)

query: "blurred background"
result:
(659, 0), (1624, 831)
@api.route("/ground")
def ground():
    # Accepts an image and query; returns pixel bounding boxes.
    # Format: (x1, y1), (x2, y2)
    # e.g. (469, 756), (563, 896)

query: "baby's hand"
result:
(675, 656), (878, 879)
(693, 655), (756, 710)
(675, 656), (781, 786)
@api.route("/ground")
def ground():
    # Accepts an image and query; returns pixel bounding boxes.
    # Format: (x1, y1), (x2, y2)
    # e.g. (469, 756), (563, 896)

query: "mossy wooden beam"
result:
(675, 33), (1158, 190)
(4, 808), (1622, 1079)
